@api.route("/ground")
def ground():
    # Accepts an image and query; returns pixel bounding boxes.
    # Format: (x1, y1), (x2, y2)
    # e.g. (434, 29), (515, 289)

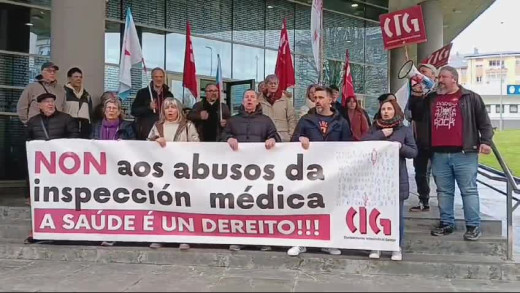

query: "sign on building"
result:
(379, 5), (427, 50)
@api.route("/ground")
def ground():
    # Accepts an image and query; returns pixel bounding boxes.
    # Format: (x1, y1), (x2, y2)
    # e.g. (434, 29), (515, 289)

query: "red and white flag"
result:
(183, 22), (198, 98)
(118, 8), (143, 99)
(274, 18), (295, 94)
(311, 0), (323, 76)
(341, 49), (355, 106)
(421, 43), (452, 68)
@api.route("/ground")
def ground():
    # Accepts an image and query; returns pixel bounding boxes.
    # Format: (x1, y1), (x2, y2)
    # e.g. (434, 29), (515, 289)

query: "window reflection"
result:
(142, 29), (165, 69)
(166, 33), (231, 78)
(264, 49), (278, 77)
(105, 22), (121, 64)
(232, 45), (265, 82)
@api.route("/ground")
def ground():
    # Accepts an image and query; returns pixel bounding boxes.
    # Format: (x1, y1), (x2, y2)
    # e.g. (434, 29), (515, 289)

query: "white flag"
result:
(311, 0), (323, 76)
(118, 8), (143, 98)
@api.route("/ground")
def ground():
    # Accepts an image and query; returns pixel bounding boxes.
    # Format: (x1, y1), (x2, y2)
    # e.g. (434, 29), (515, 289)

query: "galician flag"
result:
(311, 0), (323, 78)
(118, 8), (143, 99)
(216, 54), (224, 120)
(216, 54), (223, 101)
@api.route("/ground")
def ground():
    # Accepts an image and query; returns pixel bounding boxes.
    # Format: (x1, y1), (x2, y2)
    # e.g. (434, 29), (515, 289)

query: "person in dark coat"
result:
(91, 98), (135, 141)
(187, 83), (231, 141)
(26, 93), (79, 141)
(131, 67), (174, 140)
(24, 92), (79, 244)
(221, 89), (280, 252)
(287, 86), (352, 257)
(221, 89), (280, 149)
(362, 95), (417, 261)
(291, 87), (353, 144)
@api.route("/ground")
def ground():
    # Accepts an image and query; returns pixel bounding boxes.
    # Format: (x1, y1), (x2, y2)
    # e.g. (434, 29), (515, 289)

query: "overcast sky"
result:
(451, 0), (518, 55)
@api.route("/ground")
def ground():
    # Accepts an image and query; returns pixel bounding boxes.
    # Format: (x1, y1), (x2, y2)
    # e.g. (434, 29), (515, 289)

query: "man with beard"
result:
(409, 66), (493, 241)
(188, 84), (231, 141)
(287, 86), (352, 257)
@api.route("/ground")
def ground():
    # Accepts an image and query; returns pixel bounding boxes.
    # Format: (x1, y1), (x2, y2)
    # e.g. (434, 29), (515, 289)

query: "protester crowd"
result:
(17, 60), (494, 261)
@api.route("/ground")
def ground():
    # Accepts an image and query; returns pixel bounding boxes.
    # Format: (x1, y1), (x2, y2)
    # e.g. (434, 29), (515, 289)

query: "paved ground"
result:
(1, 164), (519, 291)
(1, 259), (520, 292)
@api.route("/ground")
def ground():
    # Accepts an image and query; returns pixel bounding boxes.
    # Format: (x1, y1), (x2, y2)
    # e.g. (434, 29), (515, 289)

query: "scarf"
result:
(264, 89), (283, 105)
(375, 115), (403, 129)
(101, 119), (120, 140)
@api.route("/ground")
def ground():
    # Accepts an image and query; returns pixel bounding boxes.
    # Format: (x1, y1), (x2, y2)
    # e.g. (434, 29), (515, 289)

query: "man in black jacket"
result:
(26, 93), (79, 140)
(24, 92), (78, 244)
(188, 84), (231, 141)
(409, 63), (438, 212)
(131, 67), (174, 140)
(222, 89), (280, 151)
(409, 66), (493, 241)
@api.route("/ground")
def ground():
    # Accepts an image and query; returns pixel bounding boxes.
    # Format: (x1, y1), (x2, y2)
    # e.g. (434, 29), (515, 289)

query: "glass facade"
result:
(0, 0), (388, 180)
(104, 0), (389, 113)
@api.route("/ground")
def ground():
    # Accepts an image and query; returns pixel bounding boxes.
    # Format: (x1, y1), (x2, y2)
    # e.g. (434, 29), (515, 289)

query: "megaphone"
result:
(398, 60), (435, 93)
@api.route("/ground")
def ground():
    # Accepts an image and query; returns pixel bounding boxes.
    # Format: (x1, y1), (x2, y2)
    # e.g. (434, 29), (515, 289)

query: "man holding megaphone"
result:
(408, 65), (493, 242)
(408, 63), (437, 212)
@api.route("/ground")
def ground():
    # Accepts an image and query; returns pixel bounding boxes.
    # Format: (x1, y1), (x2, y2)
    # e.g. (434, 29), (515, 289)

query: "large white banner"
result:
(27, 139), (400, 251)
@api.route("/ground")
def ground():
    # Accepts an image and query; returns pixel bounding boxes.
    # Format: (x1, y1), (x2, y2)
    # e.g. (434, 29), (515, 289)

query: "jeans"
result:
(432, 152), (480, 228)
(413, 149), (431, 204)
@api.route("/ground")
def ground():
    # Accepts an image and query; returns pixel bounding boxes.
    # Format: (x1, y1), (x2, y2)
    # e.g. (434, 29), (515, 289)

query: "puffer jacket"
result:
(291, 108), (353, 142)
(17, 75), (66, 125)
(26, 111), (79, 140)
(221, 105), (281, 143)
(362, 124), (418, 201)
(258, 93), (297, 142)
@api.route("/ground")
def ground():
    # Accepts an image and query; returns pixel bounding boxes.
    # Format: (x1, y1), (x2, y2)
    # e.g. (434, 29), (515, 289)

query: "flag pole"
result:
(319, 6), (325, 85)
(141, 58), (155, 113)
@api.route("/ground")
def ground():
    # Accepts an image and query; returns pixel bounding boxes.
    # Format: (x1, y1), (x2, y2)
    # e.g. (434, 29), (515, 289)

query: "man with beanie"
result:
(26, 93), (79, 140)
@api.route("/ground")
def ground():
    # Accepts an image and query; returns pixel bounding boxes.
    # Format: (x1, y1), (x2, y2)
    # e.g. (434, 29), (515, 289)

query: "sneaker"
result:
(179, 243), (190, 250)
(463, 226), (482, 241)
(321, 248), (341, 255)
(391, 248), (402, 261)
(24, 236), (36, 244)
(368, 250), (380, 259)
(431, 224), (454, 236)
(149, 243), (163, 249)
(229, 245), (243, 251)
(101, 241), (115, 247)
(287, 246), (306, 256)
(260, 246), (272, 251)
(409, 203), (430, 212)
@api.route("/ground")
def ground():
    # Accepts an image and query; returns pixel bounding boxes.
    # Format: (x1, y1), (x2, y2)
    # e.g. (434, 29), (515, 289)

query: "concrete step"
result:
(0, 241), (517, 281)
(0, 222), (507, 258)
(404, 204), (503, 236)
(404, 231), (506, 257)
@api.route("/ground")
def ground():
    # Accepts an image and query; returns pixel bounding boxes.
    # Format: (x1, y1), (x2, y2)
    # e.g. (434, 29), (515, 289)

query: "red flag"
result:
(341, 49), (355, 106)
(274, 18), (295, 94)
(183, 22), (198, 98)
(421, 43), (452, 68)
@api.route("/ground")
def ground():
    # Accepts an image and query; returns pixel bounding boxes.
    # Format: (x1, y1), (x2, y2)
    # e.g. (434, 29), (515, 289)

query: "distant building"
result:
(452, 49), (520, 130)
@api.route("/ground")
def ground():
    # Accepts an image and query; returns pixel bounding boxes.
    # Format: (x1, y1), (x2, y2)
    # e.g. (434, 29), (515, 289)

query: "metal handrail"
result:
(482, 141), (519, 260)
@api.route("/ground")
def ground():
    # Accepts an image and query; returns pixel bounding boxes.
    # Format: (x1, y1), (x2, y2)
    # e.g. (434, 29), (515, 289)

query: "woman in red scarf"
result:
(345, 96), (369, 141)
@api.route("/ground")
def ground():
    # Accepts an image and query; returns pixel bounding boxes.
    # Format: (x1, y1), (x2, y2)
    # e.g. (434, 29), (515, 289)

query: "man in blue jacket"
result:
(288, 86), (353, 256)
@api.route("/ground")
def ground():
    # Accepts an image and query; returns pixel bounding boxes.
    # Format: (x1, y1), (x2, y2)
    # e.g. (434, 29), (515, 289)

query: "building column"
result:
(417, 0), (444, 63)
(51, 0), (105, 104)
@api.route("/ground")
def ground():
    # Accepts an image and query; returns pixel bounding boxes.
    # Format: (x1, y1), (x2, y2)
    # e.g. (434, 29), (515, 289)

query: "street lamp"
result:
(499, 21), (504, 131)
(205, 46), (213, 76)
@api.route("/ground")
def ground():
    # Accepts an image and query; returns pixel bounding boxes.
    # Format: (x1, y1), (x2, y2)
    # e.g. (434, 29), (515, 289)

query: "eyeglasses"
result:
(43, 69), (57, 73)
